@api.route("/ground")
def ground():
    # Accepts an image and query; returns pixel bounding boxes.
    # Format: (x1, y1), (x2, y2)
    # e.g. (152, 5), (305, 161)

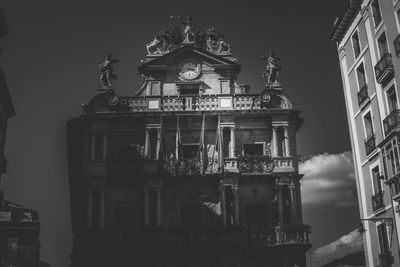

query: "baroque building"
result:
(68, 18), (310, 267)
(331, 0), (400, 266)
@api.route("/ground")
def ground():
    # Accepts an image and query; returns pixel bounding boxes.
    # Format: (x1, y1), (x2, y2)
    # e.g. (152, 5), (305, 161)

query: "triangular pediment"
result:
(139, 45), (240, 74)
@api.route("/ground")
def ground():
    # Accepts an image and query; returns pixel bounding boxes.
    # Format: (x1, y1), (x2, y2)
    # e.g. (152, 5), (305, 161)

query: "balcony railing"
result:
(394, 34), (400, 59)
(372, 191), (384, 212)
(237, 155), (274, 174)
(117, 94), (265, 113)
(365, 133), (376, 156)
(378, 252), (394, 267)
(357, 84), (369, 106)
(82, 224), (310, 248)
(374, 53), (394, 84)
(383, 110), (400, 136)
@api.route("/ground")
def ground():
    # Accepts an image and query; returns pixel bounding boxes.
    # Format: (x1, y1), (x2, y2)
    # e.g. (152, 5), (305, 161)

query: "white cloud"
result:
(300, 152), (358, 207)
(311, 229), (364, 267)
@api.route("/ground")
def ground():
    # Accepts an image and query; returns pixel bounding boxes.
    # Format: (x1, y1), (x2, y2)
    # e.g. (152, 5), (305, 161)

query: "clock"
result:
(179, 60), (201, 80)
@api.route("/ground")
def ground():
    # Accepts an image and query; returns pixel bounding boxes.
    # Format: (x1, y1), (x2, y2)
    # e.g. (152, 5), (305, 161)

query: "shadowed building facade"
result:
(331, 0), (400, 266)
(68, 20), (311, 267)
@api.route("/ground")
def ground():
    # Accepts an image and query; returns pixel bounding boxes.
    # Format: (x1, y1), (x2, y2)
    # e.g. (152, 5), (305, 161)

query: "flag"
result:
(217, 115), (225, 172)
(175, 116), (182, 161)
(158, 116), (165, 173)
(196, 114), (208, 174)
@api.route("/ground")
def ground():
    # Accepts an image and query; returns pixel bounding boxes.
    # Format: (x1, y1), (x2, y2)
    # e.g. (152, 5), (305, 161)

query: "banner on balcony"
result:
(196, 114), (208, 174)
(175, 116), (182, 161)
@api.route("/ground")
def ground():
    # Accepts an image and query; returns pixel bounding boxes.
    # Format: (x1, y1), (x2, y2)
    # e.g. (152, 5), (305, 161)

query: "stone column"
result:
(277, 184), (284, 224)
(156, 185), (162, 226)
(144, 185), (149, 226)
(87, 189), (93, 228)
(144, 128), (150, 158)
(99, 190), (105, 229)
(284, 126), (290, 157)
(102, 130), (108, 161)
(232, 185), (239, 225)
(289, 182), (297, 223)
(230, 127), (236, 158)
(272, 126), (278, 157)
(90, 130), (96, 161)
(219, 182), (226, 225)
(156, 128), (161, 160)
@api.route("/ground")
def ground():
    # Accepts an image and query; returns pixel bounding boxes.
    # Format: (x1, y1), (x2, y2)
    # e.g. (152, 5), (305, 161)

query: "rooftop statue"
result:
(98, 53), (119, 89)
(261, 51), (281, 85)
(178, 16), (195, 43)
(206, 27), (231, 54)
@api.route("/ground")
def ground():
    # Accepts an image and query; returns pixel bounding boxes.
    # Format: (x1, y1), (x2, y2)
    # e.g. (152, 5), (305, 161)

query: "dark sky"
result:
(0, 0), (357, 266)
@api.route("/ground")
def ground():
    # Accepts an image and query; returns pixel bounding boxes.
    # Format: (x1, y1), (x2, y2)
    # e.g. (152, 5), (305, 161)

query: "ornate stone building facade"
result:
(68, 19), (310, 267)
(331, 0), (400, 266)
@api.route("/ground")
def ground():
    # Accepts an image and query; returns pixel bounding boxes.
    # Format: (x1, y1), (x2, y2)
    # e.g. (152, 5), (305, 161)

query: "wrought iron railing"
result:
(395, 34), (400, 59)
(378, 252), (394, 267)
(365, 133), (376, 156)
(238, 155), (274, 174)
(357, 84), (369, 106)
(372, 191), (384, 212)
(374, 53), (394, 84)
(383, 110), (400, 136)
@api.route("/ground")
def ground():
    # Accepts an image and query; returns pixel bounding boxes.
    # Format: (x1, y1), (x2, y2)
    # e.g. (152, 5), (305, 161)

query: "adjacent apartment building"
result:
(67, 19), (311, 267)
(331, 0), (400, 266)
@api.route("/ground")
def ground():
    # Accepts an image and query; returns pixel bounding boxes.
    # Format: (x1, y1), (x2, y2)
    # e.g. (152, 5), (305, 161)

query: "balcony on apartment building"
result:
(374, 53), (394, 85)
(383, 110), (400, 137)
(371, 191), (385, 212)
(364, 133), (376, 156)
(378, 252), (394, 267)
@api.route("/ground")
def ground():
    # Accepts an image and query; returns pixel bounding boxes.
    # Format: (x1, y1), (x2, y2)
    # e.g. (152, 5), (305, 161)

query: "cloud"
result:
(311, 229), (364, 267)
(300, 152), (358, 207)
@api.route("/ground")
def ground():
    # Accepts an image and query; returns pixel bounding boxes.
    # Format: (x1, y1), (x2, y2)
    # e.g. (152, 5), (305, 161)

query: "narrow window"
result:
(364, 112), (374, 137)
(372, 166), (383, 194)
(387, 86), (398, 113)
(352, 31), (361, 57)
(356, 63), (366, 89)
(378, 32), (389, 58)
(372, 0), (382, 26)
(377, 223), (390, 254)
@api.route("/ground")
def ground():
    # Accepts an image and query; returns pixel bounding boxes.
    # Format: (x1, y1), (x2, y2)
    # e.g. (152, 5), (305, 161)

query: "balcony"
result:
(383, 110), (400, 136)
(394, 34), (400, 59)
(237, 155), (274, 174)
(364, 133), (376, 156)
(374, 53), (394, 84)
(82, 224), (310, 249)
(119, 94), (264, 113)
(372, 191), (384, 212)
(378, 252), (394, 267)
(357, 84), (369, 107)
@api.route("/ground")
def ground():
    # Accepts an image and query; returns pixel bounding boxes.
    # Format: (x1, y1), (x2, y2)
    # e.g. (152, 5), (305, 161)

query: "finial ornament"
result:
(261, 51), (281, 86)
(98, 53), (119, 90)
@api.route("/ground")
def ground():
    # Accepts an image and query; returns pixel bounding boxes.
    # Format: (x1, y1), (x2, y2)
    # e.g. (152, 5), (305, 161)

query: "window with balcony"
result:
(377, 223), (390, 256)
(372, 0), (382, 26)
(387, 86), (398, 113)
(245, 204), (269, 225)
(357, 63), (368, 106)
(371, 166), (385, 212)
(364, 112), (376, 155)
(352, 31), (361, 58)
(114, 206), (137, 232)
(383, 139), (400, 179)
(180, 205), (204, 228)
(378, 32), (389, 57)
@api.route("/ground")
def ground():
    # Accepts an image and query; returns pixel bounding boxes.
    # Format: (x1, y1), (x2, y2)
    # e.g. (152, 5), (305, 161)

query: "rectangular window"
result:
(372, 0), (382, 26)
(364, 112), (374, 137)
(182, 144), (199, 159)
(180, 205), (204, 228)
(352, 31), (361, 57)
(245, 204), (269, 225)
(356, 63), (367, 89)
(378, 32), (389, 58)
(377, 223), (390, 254)
(387, 86), (398, 113)
(114, 206), (137, 232)
(372, 166), (383, 194)
(243, 143), (264, 156)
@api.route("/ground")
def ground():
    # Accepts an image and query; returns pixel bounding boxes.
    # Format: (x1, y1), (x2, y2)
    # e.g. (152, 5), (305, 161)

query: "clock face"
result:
(179, 61), (201, 80)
